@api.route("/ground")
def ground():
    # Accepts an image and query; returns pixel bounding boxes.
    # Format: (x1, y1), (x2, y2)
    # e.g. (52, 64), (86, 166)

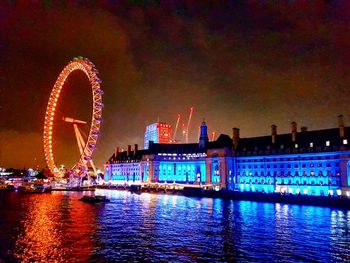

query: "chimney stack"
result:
(114, 147), (120, 158)
(134, 144), (138, 154)
(300, 126), (308, 132)
(127, 145), (131, 156)
(291, 121), (297, 142)
(271, 125), (277, 144)
(338, 114), (345, 138)
(232, 128), (240, 149)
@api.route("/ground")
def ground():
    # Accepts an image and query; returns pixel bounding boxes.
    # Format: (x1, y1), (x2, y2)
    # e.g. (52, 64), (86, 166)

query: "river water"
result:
(0, 189), (350, 263)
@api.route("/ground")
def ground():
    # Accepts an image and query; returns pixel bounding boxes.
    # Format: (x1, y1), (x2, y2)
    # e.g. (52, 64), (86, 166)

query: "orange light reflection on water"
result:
(13, 192), (98, 262)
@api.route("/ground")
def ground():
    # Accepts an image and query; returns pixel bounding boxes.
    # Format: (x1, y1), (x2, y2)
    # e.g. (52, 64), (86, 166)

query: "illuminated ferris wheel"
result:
(43, 57), (103, 178)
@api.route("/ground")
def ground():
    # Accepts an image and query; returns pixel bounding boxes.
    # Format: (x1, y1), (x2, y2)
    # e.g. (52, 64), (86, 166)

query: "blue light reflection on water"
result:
(0, 190), (350, 262)
(93, 190), (350, 262)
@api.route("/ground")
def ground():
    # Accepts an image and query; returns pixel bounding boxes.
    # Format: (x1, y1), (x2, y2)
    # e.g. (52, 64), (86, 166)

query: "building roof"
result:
(237, 126), (350, 156)
(106, 134), (234, 163)
(106, 126), (350, 163)
(208, 134), (233, 149)
(106, 149), (148, 163)
(148, 142), (201, 154)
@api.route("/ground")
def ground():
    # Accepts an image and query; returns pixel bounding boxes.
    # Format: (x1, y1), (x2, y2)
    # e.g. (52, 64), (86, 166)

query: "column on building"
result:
(205, 158), (212, 185)
(152, 161), (160, 182)
(339, 153), (350, 195)
(218, 157), (227, 189)
(142, 155), (156, 183)
(104, 164), (110, 181)
(227, 157), (235, 190)
(148, 160), (154, 183)
(140, 162), (145, 182)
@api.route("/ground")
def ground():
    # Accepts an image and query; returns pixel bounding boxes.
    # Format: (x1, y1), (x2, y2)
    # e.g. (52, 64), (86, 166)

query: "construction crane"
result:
(172, 114), (181, 143)
(181, 123), (186, 142)
(185, 107), (194, 144)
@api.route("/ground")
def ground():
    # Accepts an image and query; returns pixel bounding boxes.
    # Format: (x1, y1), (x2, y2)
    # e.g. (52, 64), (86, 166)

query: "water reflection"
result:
(1, 191), (350, 262)
(14, 194), (66, 262)
(330, 210), (350, 262)
(0, 192), (102, 262)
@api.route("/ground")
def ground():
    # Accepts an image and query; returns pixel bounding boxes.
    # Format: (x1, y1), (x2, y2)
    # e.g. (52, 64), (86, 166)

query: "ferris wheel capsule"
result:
(96, 89), (104, 95)
(96, 102), (104, 109)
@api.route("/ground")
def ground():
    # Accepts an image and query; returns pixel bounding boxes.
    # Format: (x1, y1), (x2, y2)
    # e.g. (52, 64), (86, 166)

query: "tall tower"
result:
(199, 121), (209, 150)
(144, 122), (172, 149)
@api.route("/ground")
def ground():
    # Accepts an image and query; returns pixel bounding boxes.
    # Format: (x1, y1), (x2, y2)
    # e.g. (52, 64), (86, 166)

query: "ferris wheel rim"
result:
(43, 57), (103, 177)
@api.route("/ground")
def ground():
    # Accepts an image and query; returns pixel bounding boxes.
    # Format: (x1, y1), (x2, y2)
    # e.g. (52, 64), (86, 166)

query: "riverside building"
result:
(104, 116), (350, 197)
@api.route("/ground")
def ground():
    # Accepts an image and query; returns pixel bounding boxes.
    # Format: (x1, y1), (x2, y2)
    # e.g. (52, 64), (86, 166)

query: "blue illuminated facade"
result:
(144, 153), (207, 183)
(105, 149), (208, 185)
(234, 152), (343, 196)
(105, 118), (350, 197)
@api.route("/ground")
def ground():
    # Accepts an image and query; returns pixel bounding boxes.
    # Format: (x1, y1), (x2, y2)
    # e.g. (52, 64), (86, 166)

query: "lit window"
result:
(310, 142), (313, 147)
(326, 141), (330, 146)
(343, 139), (348, 145)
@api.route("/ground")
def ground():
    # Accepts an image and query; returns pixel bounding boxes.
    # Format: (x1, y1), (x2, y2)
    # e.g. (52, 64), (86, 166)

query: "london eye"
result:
(43, 57), (103, 178)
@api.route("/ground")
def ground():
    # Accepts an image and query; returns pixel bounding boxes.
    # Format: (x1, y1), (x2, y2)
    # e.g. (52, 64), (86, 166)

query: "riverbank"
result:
(95, 184), (350, 209)
(199, 190), (350, 209)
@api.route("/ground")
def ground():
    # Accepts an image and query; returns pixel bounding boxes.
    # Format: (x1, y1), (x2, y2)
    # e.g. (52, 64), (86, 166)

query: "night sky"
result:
(1, 1), (350, 170)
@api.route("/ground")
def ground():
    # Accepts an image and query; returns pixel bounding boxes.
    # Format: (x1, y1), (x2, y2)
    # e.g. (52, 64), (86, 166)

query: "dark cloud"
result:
(1, 1), (350, 169)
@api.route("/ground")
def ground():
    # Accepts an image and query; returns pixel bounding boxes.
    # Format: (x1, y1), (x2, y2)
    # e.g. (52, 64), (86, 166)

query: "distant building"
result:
(105, 116), (350, 197)
(144, 122), (172, 149)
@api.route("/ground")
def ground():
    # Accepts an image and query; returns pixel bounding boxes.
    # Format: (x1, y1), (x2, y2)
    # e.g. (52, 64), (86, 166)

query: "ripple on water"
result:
(0, 191), (350, 262)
